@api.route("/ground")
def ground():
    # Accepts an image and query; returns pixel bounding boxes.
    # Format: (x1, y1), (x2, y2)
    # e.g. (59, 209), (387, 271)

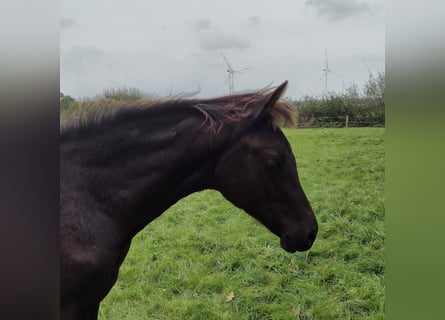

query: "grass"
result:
(99, 128), (385, 319)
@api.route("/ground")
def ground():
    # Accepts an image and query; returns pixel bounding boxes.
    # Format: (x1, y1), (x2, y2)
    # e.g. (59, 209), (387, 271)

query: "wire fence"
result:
(297, 116), (385, 128)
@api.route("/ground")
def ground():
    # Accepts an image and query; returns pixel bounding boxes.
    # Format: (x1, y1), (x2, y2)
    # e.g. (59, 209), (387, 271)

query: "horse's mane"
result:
(60, 86), (296, 136)
(190, 88), (296, 133)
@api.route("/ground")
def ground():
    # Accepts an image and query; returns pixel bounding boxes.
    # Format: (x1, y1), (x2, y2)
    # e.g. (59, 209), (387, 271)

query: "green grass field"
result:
(99, 128), (385, 320)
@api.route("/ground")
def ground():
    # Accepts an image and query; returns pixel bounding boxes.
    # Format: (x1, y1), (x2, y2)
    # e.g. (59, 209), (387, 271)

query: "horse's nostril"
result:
(306, 229), (317, 246)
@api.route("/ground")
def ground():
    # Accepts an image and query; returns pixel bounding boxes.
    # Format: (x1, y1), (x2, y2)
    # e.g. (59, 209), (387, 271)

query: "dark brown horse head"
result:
(214, 82), (318, 252)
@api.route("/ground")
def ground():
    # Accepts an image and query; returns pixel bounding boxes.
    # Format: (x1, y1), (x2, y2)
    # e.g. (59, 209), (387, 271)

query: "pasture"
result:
(98, 127), (385, 319)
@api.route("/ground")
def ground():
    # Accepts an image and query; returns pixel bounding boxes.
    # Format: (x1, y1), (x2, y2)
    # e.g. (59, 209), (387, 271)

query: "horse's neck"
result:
(64, 110), (224, 238)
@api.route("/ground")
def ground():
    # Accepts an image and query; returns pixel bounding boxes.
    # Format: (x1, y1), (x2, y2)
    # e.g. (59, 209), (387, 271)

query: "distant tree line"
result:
(60, 92), (77, 112)
(60, 87), (148, 110)
(60, 87), (154, 120)
(293, 71), (385, 127)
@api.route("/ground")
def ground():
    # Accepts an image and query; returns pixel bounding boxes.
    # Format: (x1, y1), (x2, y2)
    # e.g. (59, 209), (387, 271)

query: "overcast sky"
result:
(60, 0), (385, 99)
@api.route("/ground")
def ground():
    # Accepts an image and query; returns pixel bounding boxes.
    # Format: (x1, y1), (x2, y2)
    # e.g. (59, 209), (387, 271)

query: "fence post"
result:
(345, 115), (349, 128)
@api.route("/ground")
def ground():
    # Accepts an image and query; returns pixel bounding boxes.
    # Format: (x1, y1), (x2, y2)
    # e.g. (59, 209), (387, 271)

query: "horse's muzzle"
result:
(280, 227), (317, 253)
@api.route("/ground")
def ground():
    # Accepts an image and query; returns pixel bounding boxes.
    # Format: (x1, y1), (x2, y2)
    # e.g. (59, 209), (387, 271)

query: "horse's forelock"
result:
(267, 99), (297, 130)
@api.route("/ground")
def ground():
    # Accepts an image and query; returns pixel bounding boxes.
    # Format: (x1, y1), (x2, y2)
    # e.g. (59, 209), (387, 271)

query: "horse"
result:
(60, 81), (318, 319)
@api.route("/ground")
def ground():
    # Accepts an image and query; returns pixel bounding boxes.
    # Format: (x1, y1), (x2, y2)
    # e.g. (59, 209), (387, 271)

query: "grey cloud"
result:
(193, 18), (212, 31)
(248, 15), (261, 26)
(199, 32), (250, 51)
(305, 0), (376, 21)
(191, 19), (250, 51)
(60, 18), (78, 30)
(61, 46), (110, 74)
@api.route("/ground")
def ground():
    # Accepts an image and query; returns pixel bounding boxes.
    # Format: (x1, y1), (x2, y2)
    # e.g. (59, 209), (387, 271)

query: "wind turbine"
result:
(322, 48), (344, 95)
(221, 54), (249, 94)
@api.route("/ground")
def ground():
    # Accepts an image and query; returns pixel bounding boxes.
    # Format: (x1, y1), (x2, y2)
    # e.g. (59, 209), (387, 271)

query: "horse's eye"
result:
(263, 158), (281, 170)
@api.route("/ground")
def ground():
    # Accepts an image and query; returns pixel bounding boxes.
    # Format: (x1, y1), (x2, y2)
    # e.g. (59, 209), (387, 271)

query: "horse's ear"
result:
(253, 81), (288, 119)
(268, 81), (288, 106)
(251, 81), (290, 128)
(227, 81), (292, 138)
